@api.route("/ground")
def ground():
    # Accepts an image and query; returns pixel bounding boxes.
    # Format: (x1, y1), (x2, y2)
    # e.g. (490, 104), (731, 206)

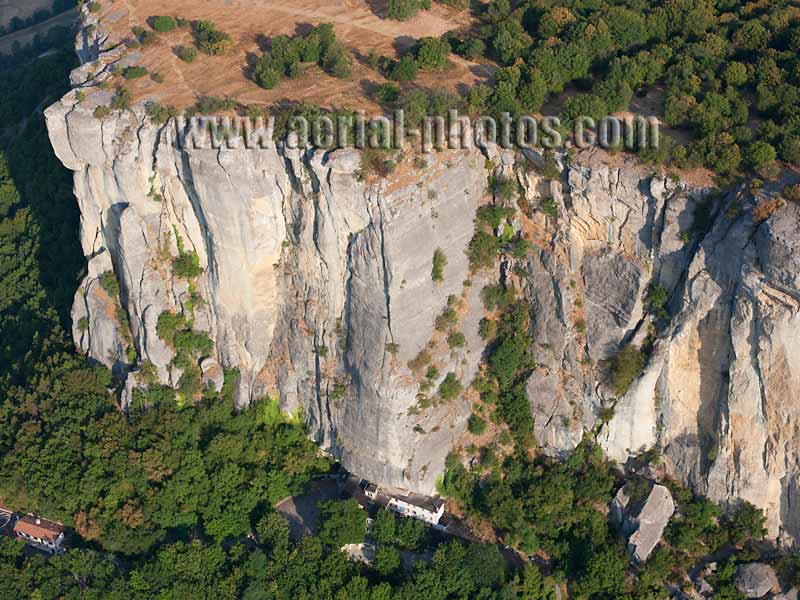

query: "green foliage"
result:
(317, 498), (366, 548)
(609, 344), (646, 397)
(468, 230), (500, 270)
(447, 331), (466, 348)
(645, 283), (669, 319)
(146, 102), (177, 125)
(156, 311), (186, 345)
(477, 204), (515, 228)
(374, 83), (400, 105)
(481, 284), (515, 311)
(431, 247), (447, 282)
(122, 66), (148, 80)
(150, 16), (177, 33)
(253, 23), (350, 90)
(387, 0), (431, 21)
(172, 249), (202, 278)
(467, 413), (487, 436)
(416, 37), (450, 70)
(100, 270), (120, 297)
(194, 20), (233, 55)
(724, 501), (768, 546)
(390, 55), (419, 82)
(438, 372), (463, 400)
(177, 45), (197, 62)
(110, 86), (132, 110)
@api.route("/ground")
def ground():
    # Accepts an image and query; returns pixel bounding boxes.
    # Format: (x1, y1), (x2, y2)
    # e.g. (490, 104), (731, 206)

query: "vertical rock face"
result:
(46, 75), (486, 495)
(47, 6), (800, 544)
(512, 146), (800, 547)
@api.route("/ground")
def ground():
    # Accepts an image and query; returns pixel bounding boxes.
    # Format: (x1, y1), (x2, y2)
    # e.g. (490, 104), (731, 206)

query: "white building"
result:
(13, 514), (65, 554)
(386, 492), (445, 526)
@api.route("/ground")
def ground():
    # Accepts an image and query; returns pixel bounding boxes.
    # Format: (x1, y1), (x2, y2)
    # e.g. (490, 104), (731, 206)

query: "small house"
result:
(13, 514), (65, 554)
(386, 492), (445, 526)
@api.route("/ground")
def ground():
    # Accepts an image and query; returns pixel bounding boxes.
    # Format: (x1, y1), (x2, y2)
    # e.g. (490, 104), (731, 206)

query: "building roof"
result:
(390, 491), (445, 514)
(13, 514), (64, 543)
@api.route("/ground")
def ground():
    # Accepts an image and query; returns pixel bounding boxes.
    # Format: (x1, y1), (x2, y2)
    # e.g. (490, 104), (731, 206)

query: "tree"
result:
(150, 16), (177, 33)
(467, 414), (487, 436)
(748, 141), (777, 171)
(390, 55), (419, 82)
(609, 344), (645, 396)
(318, 499), (366, 548)
(195, 21), (233, 55)
(375, 545), (401, 576)
(733, 20), (771, 52)
(439, 373), (463, 400)
(373, 509), (396, 544)
(416, 37), (450, 70)
(387, 0), (429, 21)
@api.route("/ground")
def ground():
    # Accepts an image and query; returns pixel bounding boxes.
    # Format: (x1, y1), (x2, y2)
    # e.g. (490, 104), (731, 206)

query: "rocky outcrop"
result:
(734, 563), (779, 598)
(510, 146), (800, 547)
(611, 482), (675, 563)
(46, 2), (800, 544)
(46, 7), (487, 494)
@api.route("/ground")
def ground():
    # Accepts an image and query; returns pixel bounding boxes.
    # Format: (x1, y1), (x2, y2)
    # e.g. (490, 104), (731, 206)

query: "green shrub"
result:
(177, 46), (197, 62)
(467, 414), (487, 436)
(88, 1), (101, 13)
(390, 55), (418, 82)
(100, 270), (120, 297)
(173, 250), (202, 279)
(123, 66), (148, 80)
(150, 16), (177, 33)
(146, 102), (177, 124)
(195, 20), (233, 55)
(387, 0), (431, 20)
(416, 37), (450, 70)
(174, 329), (214, 357)
(374, 83), (400, 104)
(425, 365), (439, 380)
(479, 318), (498, 340)
(93, 105), (111, 119)
(447, 331), (466, 348)
(467, 231), (500, 270)
(609, 344), (646, 396)
(110, 87), (132, 110)
(321, 41), (352, 78)
(439, 372), (463, 400)
(476, 205), (514, 228)
(431, 248), (447, 282)
(156, 311), (186, 345)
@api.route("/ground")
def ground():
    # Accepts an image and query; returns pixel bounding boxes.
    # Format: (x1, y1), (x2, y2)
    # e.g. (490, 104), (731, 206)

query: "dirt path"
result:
(0, 8), (77, 55)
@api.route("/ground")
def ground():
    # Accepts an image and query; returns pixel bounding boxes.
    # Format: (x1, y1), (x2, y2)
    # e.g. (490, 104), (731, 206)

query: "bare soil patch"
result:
(94, 0), (483, 112)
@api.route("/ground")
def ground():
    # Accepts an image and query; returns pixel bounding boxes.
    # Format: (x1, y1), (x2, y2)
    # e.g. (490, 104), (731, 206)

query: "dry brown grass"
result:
(91, 0), (484, 111)
(752, 197), (785, 223)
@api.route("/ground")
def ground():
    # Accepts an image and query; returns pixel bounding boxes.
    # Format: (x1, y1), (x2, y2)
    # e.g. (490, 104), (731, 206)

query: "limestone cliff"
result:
(46, 3), (800, 545)
(500, 146), (800, 547)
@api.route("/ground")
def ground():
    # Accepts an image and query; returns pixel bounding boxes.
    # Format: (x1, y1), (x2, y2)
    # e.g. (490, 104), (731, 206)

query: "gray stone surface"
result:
(734, 563), (779, 598)
(611, 482), (675, 563)
(44, 9), (800, 543)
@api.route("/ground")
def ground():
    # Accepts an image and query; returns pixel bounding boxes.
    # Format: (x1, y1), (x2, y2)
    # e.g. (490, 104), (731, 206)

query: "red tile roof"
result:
(13, 514), (64, 544)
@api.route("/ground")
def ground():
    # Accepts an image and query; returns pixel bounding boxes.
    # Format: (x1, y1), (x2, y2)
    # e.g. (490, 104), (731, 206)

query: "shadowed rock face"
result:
(46, 5), (800, 544)
(735, 563), (779, 598)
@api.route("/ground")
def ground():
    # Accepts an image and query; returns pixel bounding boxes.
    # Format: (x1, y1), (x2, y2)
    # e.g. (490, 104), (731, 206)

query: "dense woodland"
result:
(1, 1), (800, 598)
(381, 0), (800, 177)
